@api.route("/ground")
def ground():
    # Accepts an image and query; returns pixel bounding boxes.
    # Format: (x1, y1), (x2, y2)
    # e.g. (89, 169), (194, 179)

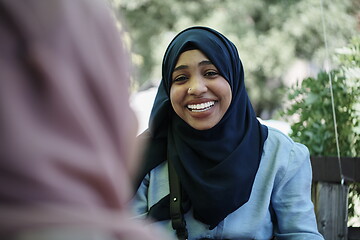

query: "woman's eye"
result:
(204, 71), (218, 77)
(172, 75), (188, 83)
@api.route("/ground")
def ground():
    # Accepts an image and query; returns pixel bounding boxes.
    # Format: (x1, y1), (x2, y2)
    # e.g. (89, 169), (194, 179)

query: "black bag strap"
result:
(168, 156), (188, 240)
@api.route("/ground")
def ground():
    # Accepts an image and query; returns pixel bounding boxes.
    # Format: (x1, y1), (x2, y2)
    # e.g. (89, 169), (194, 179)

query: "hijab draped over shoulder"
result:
(0, 0), (171, 239)
(138, 26), (268, 229)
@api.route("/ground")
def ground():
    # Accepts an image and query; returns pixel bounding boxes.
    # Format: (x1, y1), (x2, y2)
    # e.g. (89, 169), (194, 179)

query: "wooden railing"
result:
(311, 157), (360, 240)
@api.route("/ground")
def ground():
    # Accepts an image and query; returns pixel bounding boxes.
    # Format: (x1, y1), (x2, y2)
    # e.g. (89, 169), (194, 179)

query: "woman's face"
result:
(170, 49), (232, 130)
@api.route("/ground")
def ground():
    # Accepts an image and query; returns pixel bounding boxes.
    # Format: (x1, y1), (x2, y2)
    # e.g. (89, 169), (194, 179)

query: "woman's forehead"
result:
(176, 49), (209, 64)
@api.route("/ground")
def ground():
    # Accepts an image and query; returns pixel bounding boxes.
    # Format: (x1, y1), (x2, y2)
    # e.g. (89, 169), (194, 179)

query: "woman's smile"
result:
(187, 100), (215, 112)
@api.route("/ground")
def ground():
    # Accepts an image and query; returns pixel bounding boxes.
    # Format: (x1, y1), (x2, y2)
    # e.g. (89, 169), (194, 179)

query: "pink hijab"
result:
(0, 0), (171, 239)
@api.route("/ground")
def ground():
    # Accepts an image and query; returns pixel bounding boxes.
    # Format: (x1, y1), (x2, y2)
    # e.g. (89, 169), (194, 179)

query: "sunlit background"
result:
(110, 0), (358, 132)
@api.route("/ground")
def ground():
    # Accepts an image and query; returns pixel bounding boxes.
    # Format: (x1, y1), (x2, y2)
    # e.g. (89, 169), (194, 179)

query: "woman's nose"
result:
(187, 77), (207, 95)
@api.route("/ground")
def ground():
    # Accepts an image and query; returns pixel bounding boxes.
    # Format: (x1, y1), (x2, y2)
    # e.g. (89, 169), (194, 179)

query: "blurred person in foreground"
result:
(0, 0), (173, 239)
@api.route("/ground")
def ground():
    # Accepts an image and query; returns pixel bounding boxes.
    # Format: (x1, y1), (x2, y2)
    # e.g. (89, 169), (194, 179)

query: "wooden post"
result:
(312, 182), (349, 240)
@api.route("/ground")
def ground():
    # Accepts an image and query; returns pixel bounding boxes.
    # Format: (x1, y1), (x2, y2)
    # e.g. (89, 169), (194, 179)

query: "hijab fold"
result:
(139, 27), (268, 229)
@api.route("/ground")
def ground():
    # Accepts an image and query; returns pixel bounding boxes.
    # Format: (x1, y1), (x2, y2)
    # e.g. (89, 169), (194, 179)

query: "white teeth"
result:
(187, 101), (215, 112)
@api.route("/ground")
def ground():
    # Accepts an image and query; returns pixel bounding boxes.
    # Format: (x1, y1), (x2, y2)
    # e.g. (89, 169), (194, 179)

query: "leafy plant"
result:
(281, 36), (360, 220)
(283, 70), (359, 157)
(282, 36), (360, 157)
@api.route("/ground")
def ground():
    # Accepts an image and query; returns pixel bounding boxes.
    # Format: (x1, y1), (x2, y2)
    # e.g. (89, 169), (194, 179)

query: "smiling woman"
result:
(132, 26), (324, 240)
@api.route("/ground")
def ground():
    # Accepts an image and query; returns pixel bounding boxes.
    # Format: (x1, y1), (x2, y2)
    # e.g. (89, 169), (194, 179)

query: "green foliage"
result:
(111, 0), (359, 117)
(282, 36), (360, 157)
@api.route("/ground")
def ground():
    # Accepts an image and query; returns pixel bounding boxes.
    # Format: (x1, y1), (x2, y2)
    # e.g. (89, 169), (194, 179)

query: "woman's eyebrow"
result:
(198, 60), (213, 66)
(173, 60), (213, 73)
(173, 65), (188, 72)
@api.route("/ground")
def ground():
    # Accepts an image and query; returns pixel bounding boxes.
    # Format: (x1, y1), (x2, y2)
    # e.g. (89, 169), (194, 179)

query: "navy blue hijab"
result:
(137, 26), (268, 229)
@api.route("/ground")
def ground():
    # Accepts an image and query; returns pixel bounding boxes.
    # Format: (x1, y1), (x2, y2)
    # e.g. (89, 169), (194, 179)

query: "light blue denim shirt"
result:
(132, 127), (324, 240)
